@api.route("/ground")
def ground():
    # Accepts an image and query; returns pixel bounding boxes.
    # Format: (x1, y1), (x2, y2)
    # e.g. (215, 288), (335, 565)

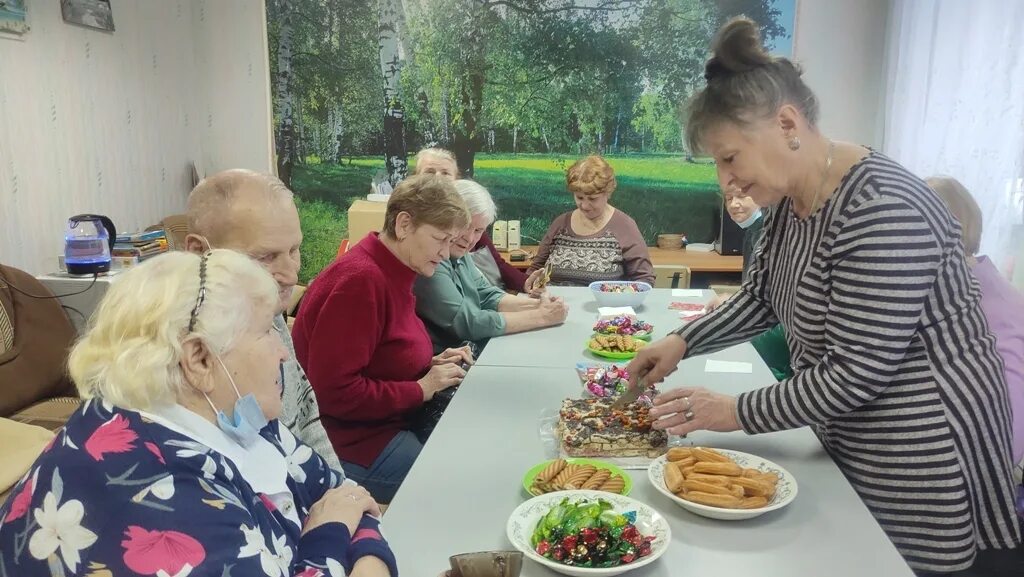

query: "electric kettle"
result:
(65, 214), (117, 275)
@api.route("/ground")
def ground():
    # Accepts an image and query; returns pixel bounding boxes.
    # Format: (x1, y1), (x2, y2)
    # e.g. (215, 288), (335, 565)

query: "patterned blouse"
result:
(530, 210), (655, 287)
(0, 399), (398, 577)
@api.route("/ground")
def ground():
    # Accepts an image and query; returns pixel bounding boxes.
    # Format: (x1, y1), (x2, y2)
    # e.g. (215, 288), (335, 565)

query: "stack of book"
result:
(113, 230), (169, 268)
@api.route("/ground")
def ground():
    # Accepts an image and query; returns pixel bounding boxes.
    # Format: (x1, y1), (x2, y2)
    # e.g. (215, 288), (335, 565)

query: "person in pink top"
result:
(929, 176), (1024, 466)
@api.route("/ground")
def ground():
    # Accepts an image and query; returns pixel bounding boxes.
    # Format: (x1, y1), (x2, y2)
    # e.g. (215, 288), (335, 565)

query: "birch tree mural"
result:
(272, 0), (297, 186)
(265, 0), (793, 283)
(379, 0), (409, 185)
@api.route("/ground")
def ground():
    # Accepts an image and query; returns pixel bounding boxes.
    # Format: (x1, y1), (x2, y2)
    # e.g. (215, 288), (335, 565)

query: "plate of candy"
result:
(575, 363), (657, 402)
(506, 491), (670, 576)
(592, 316), (654, 341)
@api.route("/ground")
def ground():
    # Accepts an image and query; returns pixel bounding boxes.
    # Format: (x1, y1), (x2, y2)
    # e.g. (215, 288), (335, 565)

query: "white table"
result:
(384, 289), (915, 576)
(477, 287), (713, 369)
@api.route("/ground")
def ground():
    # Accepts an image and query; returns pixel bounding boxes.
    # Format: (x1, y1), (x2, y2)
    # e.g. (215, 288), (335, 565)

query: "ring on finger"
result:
(684, 410), (695, 422)
(681, 396), (691, 410)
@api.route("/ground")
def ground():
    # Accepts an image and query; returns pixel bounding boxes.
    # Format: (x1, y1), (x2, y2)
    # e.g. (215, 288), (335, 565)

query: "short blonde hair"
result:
(927, 175), (983, 255)
(68, 250), (278, 410)
(413, 148), (459, 176)
(187, 169), (294, 243)
(567, 156), (617, 197)
(382, 174), (470, 237)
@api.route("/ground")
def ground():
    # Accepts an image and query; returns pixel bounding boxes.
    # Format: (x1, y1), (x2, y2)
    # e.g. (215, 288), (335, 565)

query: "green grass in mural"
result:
(294, 197), (348, 285)
(292, 159), (379, 283)
(292, 153), (721, 284)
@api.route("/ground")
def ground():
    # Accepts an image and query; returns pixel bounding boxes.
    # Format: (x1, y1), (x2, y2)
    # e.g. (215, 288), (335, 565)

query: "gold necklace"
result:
(804, 140), (835, 217)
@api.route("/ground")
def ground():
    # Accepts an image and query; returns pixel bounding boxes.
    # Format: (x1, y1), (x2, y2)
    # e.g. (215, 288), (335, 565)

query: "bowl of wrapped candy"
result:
(506, 492), (670, 576)
(592, 316), (654, 341)
(588, 281), (652, 308)
(576, 363), (657, 402)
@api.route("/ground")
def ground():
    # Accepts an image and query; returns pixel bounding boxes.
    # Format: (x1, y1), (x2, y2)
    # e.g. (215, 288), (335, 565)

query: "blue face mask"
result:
(203, 355), (270, 447)
(736, 208), (763, 230)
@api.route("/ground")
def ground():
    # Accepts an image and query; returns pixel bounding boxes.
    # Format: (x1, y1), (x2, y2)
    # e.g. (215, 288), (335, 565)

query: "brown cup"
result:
(448, 550), (524, 577)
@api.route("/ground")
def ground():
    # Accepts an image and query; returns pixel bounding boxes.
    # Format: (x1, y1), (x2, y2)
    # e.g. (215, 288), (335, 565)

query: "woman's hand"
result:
(648, 387), (741, 436)
(537, 294), (569, 325)
(418, 363), (466, 400)
(432, 346), (474, 367)
(705, 292), (727, 312)
(524, 269), (545, 298)
(303, 483), (380, 537)
(625, 333), (689, 387)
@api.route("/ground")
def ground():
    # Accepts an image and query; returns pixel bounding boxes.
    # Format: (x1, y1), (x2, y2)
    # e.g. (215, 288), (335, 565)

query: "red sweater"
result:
(292, 233), (432, 467)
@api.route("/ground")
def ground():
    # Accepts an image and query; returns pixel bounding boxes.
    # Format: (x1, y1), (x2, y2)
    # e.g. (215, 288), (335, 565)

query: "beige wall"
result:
(0, 0), (273, 275)
(793, 0), (889, 148)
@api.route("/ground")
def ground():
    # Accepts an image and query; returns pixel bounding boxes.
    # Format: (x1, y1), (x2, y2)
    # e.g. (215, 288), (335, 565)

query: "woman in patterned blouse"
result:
(525, 155), (654, 292)
(0, 250), (397, 577)
(628, 17), (1021, 576)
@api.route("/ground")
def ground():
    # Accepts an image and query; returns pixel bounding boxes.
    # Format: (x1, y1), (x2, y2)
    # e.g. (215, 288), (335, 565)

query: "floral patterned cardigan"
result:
(0, 399), (398, 577)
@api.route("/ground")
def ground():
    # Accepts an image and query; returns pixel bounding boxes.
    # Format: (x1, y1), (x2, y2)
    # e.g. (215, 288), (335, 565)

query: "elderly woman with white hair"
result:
(412, 147), (529, 292)
(414, 179), (569, 354)
(0, 251), (397, 577)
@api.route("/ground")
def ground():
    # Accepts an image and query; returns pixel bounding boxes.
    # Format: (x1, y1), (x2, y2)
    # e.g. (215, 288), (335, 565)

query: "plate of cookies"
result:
(647, 447), (797, 520)
(586, 334), (647, 360)
(523, 458), (632, 497)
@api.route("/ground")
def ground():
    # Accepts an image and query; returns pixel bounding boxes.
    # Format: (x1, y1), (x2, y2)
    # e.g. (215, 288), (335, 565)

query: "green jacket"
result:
(741, 213), (791, 380)
(741, 214), (765, 283)
(414, 256), (507, 354)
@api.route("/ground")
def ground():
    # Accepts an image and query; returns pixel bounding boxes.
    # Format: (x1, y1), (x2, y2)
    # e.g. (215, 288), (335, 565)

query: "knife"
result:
(611, 372), (646, 409)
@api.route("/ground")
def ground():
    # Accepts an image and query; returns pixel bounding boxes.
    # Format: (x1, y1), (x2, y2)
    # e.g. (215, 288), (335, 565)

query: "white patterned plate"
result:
(506, 490), (671, 577)
(647, 449), (798, 520)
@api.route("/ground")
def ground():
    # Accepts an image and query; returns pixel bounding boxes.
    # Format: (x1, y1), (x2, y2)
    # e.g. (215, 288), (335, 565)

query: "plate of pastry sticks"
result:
(523, 458), (633, 497)
(647, 446), (797, 520)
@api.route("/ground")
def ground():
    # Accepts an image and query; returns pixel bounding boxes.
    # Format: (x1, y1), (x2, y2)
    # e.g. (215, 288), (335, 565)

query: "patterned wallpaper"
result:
(0, 0), (273, 275)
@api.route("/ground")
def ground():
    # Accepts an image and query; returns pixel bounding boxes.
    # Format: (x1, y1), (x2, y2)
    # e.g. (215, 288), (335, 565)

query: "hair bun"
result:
(707, 16), (772, 79)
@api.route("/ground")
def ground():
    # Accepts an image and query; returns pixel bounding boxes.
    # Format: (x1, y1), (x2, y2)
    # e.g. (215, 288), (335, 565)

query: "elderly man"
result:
(185, 169), (342, 471)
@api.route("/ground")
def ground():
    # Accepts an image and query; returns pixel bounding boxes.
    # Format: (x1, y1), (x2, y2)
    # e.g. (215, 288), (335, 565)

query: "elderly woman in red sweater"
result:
(292, 175), (472, 502)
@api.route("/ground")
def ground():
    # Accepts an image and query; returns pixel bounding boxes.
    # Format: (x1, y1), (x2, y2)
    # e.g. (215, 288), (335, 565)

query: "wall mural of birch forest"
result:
(266, 0), (795, 283)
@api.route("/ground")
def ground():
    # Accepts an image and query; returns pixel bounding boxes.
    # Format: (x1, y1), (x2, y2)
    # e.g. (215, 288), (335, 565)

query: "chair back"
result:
(653, 265), (691, 289)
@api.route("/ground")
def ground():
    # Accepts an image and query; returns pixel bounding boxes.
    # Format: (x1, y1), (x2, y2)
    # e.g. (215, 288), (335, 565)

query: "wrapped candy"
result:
(598, 282), (645, 293)
(580, 364), (656, 403)
(532, 498), (656, 568)
(593, 316), (654, 337)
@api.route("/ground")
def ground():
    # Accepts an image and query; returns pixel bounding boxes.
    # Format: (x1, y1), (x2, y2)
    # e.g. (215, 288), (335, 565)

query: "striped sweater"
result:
(676, 152), (1021, 572)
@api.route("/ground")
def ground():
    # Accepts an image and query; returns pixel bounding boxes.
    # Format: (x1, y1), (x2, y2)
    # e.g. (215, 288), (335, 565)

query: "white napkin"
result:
(598, 306), (636, 319)
(705, 360), (753, 374)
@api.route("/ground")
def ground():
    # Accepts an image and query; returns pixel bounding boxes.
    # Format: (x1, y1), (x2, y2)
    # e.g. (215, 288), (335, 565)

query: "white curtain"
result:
(882, 0), (1024, 274)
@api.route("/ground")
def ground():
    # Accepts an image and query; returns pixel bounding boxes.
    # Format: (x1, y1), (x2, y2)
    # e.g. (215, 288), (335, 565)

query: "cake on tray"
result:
(557, 397), (668, 458)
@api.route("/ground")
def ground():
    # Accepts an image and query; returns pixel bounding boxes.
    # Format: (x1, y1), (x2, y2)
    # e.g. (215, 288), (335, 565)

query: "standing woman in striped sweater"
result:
(628, 17), (1022, 576)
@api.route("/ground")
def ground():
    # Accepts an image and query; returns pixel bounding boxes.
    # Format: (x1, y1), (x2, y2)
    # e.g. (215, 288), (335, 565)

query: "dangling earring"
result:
(788, 136), (801, 151)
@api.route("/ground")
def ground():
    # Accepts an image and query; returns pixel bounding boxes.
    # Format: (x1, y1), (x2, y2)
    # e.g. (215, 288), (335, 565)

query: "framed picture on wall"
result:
(60, 0), (114, 32)
(0, 0), (30, 36)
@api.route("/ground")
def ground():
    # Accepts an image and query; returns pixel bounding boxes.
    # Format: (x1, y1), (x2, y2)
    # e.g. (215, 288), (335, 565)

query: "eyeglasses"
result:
(187, 252), (210, 333)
